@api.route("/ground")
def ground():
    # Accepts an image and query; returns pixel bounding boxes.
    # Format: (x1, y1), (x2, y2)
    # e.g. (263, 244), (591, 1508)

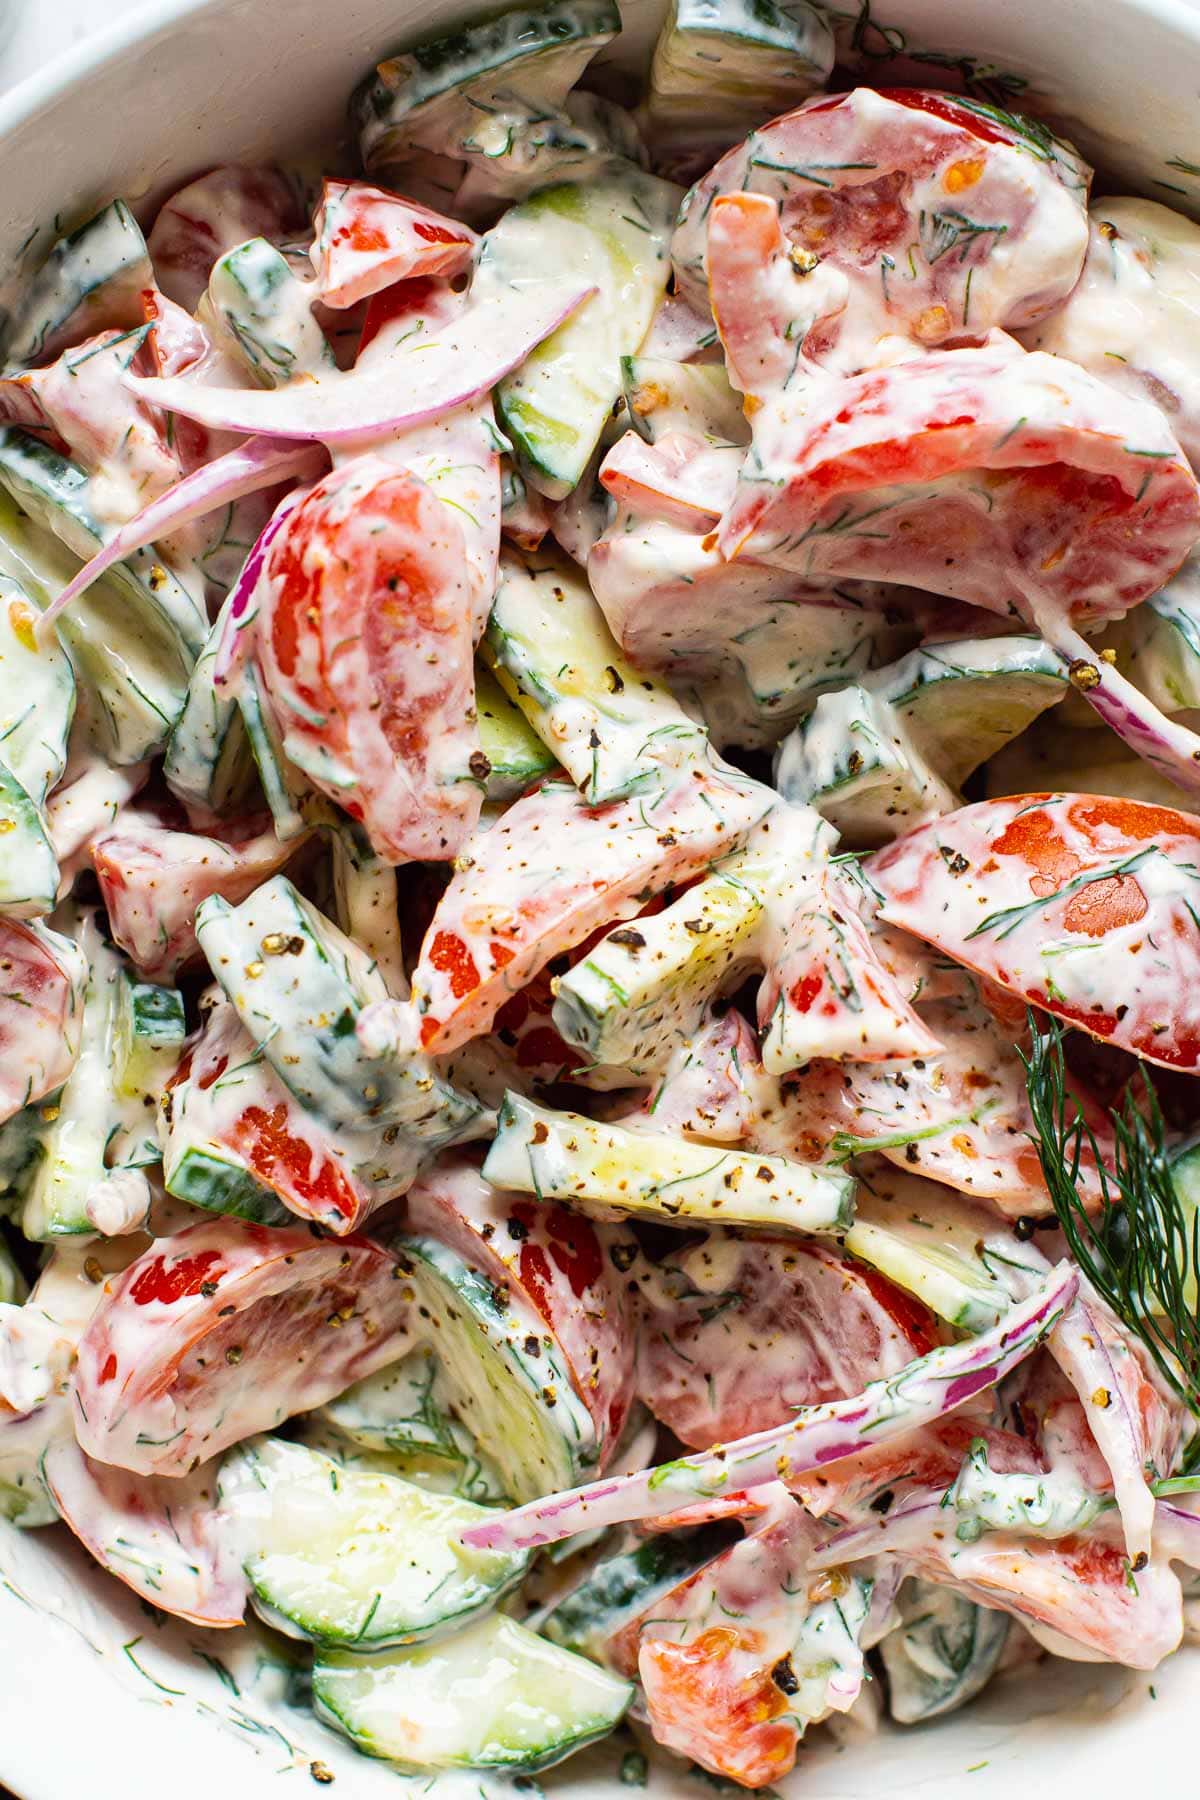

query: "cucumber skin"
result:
(165, 1145), (294, 1227)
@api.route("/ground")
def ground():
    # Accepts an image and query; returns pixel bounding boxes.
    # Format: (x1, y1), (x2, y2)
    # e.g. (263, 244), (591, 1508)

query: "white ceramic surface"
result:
(2, 2), (1200, 1796)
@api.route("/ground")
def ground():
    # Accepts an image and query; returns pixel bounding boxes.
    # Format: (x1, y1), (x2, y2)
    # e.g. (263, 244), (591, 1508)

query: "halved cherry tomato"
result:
(311, 179), (476, 309)
(868, 792), (1200, 1069)
(92, 810), (309, 980)
(405, 1153), (637, 1453)
(719, 340), (1200, 624)
(409, 770), (770, 1052)
(253, 456), (481, 863)
(72, 1215), (411, 1475)
(633, 1229), (941, 1446)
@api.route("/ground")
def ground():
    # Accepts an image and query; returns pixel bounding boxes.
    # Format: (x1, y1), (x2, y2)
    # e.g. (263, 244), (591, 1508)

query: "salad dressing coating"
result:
(4, 2), (1200, 1786)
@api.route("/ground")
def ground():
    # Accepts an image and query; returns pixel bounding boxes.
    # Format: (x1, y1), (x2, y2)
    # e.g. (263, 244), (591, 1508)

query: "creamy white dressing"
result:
(1, 28), (1199, 1783)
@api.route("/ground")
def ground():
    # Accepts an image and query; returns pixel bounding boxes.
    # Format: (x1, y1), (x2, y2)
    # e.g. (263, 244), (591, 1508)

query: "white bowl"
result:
(2, 1), (1200, 1795)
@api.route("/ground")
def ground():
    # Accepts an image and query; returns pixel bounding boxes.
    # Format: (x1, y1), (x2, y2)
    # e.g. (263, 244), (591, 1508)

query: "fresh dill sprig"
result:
(1023, 1013), (1200, 1416)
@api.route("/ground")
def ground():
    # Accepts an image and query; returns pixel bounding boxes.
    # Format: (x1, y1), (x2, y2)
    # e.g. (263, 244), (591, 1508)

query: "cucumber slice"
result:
(0, 582), (74, 804)
(484, 543), (707, 803)
(315, 1345), (508, 1503)
(844, 1168), (1046, 1333)
(0, 1095), (56, 1220)
(237, 662), (311, 839)
(452, 90), (648, 215)
(2, 200), (153, 368)
(483, 1091), (855, 1233)
(880, 1580), (1010, 1724)
(620, 355), (749, 447)
(313, 1612), (632, 1771)
(644, 0), (833, 180)
(325, 816), (406, 1000)
(0, 431), (207, 657)
(983, 713), (1198, 810)
(395, 1234), (600, 1500)
(1100, 555), (1200, 715)
(0, 1239), (25, 1305)
(872, 636), (1067, 787)
(775, 682), (958, 847)
(204, 239), (335, 388)
(163, 594), (256, 816)
(21, 916), (123, 1241)
(218, 1434), (526, 1650)
(163, 1141), (293, 1228)
(196, 875), (483, 1146)
(108, 974), (185, 1169)
(354, 0), (621, 171)
(0, 759), (58, 918)
(475, 662), (557, 800)
(0, 491), (193, 765)
(296, 1416), (507, 1502)
(1167, 1136), (1200, 1309)
(483, 171), (680, 500)
(543, 1520), (743, 1662)
(552, 858), (763, 1075)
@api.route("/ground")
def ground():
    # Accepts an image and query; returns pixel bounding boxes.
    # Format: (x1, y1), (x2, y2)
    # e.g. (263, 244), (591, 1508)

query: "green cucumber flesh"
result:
(396, 1234), (599, 1501)
(219, 1434), (526, 1650)
(313, 1611), (632, 1771)
(3, 200), (152, 368)
(486, 172), (680, 499)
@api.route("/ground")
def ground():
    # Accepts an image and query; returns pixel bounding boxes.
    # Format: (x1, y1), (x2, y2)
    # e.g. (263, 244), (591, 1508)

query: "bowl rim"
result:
(4, 0), (1200, 149)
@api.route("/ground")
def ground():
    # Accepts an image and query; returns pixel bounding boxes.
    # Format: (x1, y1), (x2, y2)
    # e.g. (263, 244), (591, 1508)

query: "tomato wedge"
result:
(828, 1494), (1184, 1669)
(41, 1439), (247, 1626)
(0, 917), (87, 1123)
(599, 431), (740, 530)
(72, 1216), (411, 1475)
(311, 179), (476, 308)
(93, 811), (309, 980)
(406, 1154), (637, 1455)
(634, 1230), (940, 1446)
(868, 792), (1200, 1069)
(718, 340), (1200, 625)
(779, 969), (1117, 1214)
(252, 455), (482, 864)
(673, 87), (1090, 354)
(757, 864), (943, 1071)
(634, 1494), (865, 1787)
(408, 769), (770, 1052)
(148, 163), (305, 312)
(162, 998), (388, 1234)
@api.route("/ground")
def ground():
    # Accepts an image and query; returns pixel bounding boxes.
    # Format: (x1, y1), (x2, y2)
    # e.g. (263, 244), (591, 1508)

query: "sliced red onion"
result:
(1025, 586), (1200, 797)
(808, 1489), (946, 1569)
(460, 1263), (1077, 1554)
(37, 436), (326, 637)
(1049, 1296), (1159, 1565)
(128, 280), (596, 445)
(1155, 1497), (1200, 1568)
(211, 484), (310, 691)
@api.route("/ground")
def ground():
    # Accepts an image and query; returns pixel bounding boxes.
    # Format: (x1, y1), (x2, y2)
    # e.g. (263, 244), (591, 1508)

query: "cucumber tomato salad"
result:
(5, 0), (1200, 1785)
